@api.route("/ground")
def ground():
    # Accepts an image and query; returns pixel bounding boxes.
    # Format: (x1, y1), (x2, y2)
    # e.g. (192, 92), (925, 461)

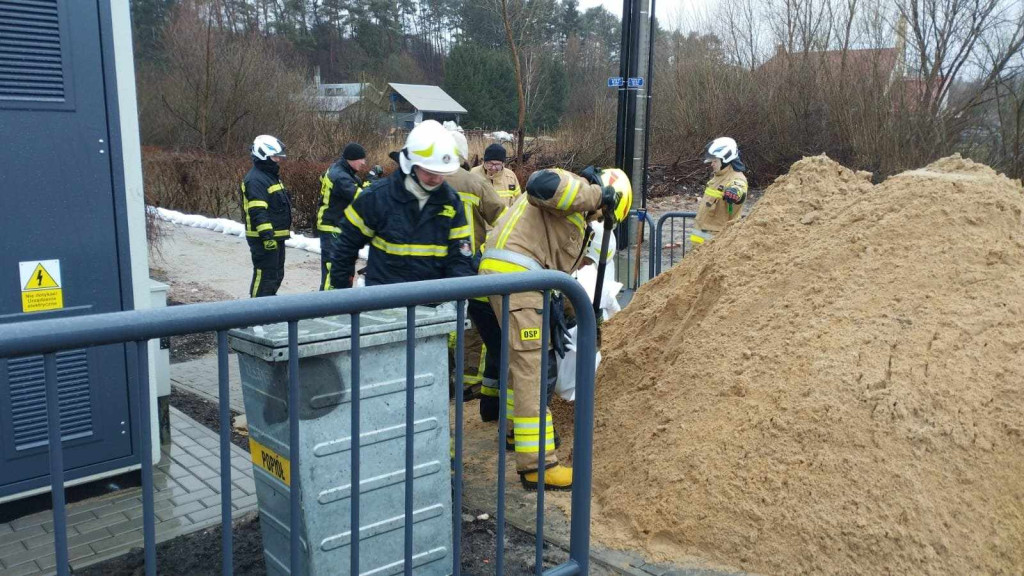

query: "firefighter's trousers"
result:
(248, 238), (286, 298)
(319, 232), (353, 291)
(488, 296), (557, 473)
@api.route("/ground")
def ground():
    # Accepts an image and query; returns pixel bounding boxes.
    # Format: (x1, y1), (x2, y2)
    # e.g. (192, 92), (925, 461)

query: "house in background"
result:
(309, 71), (467, 129)
(386, 83), (467, 129)
(310, 68), (382, 119)
(756, 19), (946, 112)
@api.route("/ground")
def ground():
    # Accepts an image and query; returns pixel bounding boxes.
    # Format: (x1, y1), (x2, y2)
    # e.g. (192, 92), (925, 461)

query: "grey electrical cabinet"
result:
(0, 0), (150, 500)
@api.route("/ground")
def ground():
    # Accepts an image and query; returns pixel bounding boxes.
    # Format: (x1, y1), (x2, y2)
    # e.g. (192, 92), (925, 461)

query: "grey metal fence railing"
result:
(654, 211), (698, 276)
(0, 271), (598, 576)
(614, 210), (658, 296)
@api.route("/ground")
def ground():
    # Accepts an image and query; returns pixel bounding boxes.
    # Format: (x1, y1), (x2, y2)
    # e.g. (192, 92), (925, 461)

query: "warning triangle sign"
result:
(24, 263), (59, 290)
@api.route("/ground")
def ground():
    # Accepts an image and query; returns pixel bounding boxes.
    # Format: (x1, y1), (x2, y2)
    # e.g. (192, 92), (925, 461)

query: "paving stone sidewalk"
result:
(171, 355), (245, 414)
(0, 408), (257, 576)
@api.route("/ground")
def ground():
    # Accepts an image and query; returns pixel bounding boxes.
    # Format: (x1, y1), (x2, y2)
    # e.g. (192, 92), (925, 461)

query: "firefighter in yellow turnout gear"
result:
(471, 143), (521, 207)
(444, 132), (507, 397)
(693, 136), (748, 244)
(478, 166), (631, 490)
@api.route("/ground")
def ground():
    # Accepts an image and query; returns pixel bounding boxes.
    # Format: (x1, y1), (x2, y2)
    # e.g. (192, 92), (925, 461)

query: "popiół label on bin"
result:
(19, 260), (63, 313)
(249, 438), (291, 486)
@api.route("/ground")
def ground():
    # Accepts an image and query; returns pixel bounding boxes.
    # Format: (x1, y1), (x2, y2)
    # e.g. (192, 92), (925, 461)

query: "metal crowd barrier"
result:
(0, 272), (598, 576)
(654, 211), (698, 276)
(614, 210), (658, 295)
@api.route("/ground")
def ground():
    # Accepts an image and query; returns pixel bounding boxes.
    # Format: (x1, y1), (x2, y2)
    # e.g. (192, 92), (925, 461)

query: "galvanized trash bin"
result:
(228, 306), (458, 576)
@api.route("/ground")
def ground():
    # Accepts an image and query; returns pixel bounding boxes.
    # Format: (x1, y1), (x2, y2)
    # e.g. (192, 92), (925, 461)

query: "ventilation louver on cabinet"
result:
(0, 0), (65, 102)
(7, 350), (94, 451)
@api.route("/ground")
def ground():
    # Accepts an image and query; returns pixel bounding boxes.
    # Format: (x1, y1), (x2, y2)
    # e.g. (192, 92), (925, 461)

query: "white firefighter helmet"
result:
(450, 130), (470, 164)
(399, 120), (460, 176)
(585, 220), (617, 264)
(703, 136), (739, 164)
(252, 135), (286, 160)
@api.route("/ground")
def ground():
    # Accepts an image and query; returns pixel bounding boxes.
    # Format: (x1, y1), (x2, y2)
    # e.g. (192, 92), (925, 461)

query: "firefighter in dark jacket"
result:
(318, 142), (368, 290)
(240, 135), (291, 297)
(332, 120), (475, 287)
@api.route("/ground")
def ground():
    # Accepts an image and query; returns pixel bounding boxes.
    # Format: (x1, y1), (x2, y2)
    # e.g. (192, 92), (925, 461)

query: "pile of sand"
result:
(592, 155), (1024, 574)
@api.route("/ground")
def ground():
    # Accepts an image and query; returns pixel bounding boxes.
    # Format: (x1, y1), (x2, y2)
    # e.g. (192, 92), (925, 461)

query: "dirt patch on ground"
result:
(76, 514), (267, 576)
(76, 499), (572, 575)
(593, 155), (1024, 574)
(170, 388), (249, 451)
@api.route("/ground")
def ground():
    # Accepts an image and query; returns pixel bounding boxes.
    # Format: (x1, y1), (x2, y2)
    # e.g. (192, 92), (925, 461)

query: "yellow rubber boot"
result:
(520, 465), (572, 491)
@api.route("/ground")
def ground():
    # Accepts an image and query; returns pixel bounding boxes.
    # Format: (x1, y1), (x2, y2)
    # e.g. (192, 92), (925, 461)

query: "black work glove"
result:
(601, 186), (621, 221)
(549, 293), (570, 359)
(723, 187), (743, 204)
(259, 230), (277, 250)
(580, 165), (603, 186)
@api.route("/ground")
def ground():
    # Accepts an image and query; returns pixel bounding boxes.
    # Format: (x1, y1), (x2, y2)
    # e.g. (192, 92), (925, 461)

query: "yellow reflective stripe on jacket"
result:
(344, 205), (375, 237)
(458, 192), (481, 206)
(479, 258), (528, 274)
(567, 213), (586, 235)
(497, 189), (519, 198)
(241, 182), (257, 233)
(449, 225), (471, 240)
(245, 229), (292, 238)
(247, 200), (269, 210)
(316, 173), (333, 232)
(556, 179), (580, 210)
(371, 237), (446, 257)
(256, 222), (273, 232)
(463, 203), (477, 252)
(703, 187), (724, 199)
(267, 183), (285, 194)
(494, 199), (528, 249)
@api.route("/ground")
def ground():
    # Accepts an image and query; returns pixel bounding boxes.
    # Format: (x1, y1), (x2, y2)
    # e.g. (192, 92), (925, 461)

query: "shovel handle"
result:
(592, 209), (615, 319)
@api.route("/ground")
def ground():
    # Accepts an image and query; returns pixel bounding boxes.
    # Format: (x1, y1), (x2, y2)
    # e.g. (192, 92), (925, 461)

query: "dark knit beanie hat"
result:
(342, 142), (366, 161)
(483, 143), (507, 163)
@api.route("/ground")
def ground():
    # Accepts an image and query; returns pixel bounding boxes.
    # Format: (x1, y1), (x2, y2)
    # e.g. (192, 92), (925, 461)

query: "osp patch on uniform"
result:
(520, 328), (541, 341)
(440, 205), (456, 218)
(458, 240), (472, 257)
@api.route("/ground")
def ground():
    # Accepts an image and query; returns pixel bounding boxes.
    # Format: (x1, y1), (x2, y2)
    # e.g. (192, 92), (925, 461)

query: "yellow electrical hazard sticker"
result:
(19, 260), (63, 313)
(249, 438), (291, 486)
(520, 328), (541, 341)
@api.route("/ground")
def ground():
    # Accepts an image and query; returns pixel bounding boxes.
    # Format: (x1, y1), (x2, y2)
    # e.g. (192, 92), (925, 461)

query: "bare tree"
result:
(498, 0), (528, 161)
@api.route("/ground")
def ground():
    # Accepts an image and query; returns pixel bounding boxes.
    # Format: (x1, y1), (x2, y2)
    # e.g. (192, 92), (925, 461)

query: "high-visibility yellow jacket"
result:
(695, 165), (748, 232)
(478, 169), (603, 309)
(445, 167), (506, 255)
(471, 165), (522, 207)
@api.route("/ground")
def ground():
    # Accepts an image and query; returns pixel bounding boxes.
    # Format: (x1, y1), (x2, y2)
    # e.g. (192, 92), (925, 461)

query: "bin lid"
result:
(226, 305), (458, 350)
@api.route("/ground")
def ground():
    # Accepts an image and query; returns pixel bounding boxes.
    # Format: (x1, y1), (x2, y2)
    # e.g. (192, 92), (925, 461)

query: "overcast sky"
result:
(577, 0), (711, 31)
